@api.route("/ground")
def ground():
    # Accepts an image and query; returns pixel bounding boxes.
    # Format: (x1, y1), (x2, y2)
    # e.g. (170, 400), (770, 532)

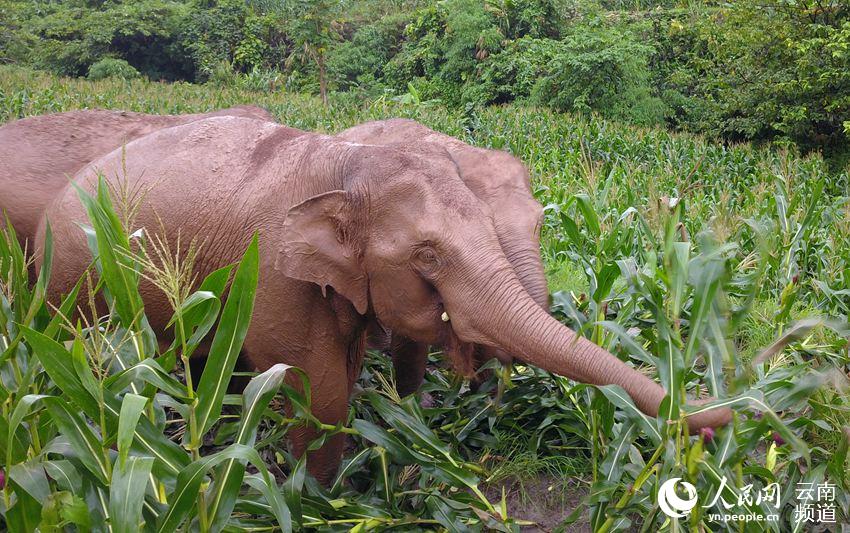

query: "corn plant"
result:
(2, 66), (850, 530)
(543, 183), (849, 531)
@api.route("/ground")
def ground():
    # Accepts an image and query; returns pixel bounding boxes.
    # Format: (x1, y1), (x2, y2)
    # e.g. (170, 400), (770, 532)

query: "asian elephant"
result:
(0, 105), (275, 250)
(337, 119), (548, 396)
(34, 116), (731, 483)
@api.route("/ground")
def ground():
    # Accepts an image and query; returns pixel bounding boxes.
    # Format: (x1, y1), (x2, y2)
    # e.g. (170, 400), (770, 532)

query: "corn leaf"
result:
(109, 456), (155, 533)
(195, 234), (259, 435)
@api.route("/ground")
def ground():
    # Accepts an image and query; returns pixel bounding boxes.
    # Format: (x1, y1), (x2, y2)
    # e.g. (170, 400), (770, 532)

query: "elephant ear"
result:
(276, 190), (369, 314)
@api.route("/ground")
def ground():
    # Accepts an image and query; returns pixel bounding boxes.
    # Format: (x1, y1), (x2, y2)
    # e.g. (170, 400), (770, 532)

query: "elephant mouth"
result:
(444, 326), (477, 378)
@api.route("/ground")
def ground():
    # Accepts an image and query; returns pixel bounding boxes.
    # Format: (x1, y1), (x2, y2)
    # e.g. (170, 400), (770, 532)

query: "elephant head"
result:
(337, 119), (548, 368)
(277, 142), (731, 432)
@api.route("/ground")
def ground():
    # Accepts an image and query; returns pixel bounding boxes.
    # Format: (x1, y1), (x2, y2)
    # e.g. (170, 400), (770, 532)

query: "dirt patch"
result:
(484, 475), (591, 532)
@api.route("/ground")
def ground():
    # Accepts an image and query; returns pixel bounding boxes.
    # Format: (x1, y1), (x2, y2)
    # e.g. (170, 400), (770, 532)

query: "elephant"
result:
(31, 115), (732, 483)
(1, 109), (546, 398)
(337, 119), (548, 396)
(0, 105), (275, 250)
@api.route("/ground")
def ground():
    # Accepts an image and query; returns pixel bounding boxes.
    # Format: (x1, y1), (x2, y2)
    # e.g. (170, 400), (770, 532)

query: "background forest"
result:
(2, 0), (850, 164)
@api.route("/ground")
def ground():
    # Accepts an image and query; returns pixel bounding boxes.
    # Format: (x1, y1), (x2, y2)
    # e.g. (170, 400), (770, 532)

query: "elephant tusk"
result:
(441, 311), (450, 322)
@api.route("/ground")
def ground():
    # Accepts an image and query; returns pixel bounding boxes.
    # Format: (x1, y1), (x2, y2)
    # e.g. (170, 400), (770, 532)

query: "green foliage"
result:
(484, 0), (575, 39)
(267, 0), (345, 102)
(659, 0), (850, 159)
(0, 1), (34, 64)
(327, 13), (410, 93)
(180, 0), (256, 80)
(531, 25), (666, 125)
(16, 0), (190, 80)
(3, 0), (849, 155)
(477, 28), (666, 125)
(1, 68), (849, 529)
(87, 57), (141, 81)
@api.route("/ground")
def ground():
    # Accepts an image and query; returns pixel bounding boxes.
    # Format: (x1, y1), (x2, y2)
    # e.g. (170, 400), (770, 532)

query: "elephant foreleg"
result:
(390, 335), (428, 397)
(287, 333), (366, 485)
(284, 364), (351, 484)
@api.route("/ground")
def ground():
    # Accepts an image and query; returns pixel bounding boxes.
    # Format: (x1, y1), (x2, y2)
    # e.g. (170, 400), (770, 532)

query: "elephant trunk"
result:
(501, 238), (549, 310)
(479, 224), (548, 364)
(444, 257), (731, 433)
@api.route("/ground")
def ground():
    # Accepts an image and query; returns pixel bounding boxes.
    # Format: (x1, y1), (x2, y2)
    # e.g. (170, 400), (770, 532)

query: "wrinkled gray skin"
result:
(338, 119), (548, 396)
(0, 105), (275, 250)
(32, 117), (731, 483)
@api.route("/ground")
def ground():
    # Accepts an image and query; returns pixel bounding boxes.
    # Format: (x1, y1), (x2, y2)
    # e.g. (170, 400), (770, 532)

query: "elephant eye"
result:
(412, 244), (441, 274)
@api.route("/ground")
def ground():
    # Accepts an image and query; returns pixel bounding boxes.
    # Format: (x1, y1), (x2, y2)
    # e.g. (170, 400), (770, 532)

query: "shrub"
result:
(327, 14), (410, 93)
(238, 66), (282, 92)
(179, 0), (252, 81)
(206, 60), (239, 87)
(87, 57), (141, 81)
(532, 25), (665, 125)
(381, 4), (446, 93)
(662, 0), (850, 161)
(478, 26), (667, 125)
(23, 0), (190, 79)
(0, 0), (35, 65)
(485, 0), (577, 40)
(478, 37), (564, 103)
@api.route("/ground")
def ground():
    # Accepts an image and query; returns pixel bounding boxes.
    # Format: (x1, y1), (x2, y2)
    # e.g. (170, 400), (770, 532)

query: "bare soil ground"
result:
(485, 475), (591, 532)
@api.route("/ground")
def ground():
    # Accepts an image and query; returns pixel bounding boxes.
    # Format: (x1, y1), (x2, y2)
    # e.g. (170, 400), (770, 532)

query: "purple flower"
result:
(700, 427), (715, 443)
(420, 392), (435, 409)
(0, 469), (5, 490)
(772, 432), (785, 446)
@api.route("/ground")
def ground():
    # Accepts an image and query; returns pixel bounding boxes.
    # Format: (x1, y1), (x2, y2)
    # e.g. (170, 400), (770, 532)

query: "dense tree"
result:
(1, 0), (847, 158)
(7, 0), (191, 79)
(659, 0), (850, 159)
(253, 0), (343, 105)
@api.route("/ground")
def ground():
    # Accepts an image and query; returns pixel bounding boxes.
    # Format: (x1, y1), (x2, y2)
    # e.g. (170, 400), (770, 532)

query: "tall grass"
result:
(1, 66), (848, 531)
